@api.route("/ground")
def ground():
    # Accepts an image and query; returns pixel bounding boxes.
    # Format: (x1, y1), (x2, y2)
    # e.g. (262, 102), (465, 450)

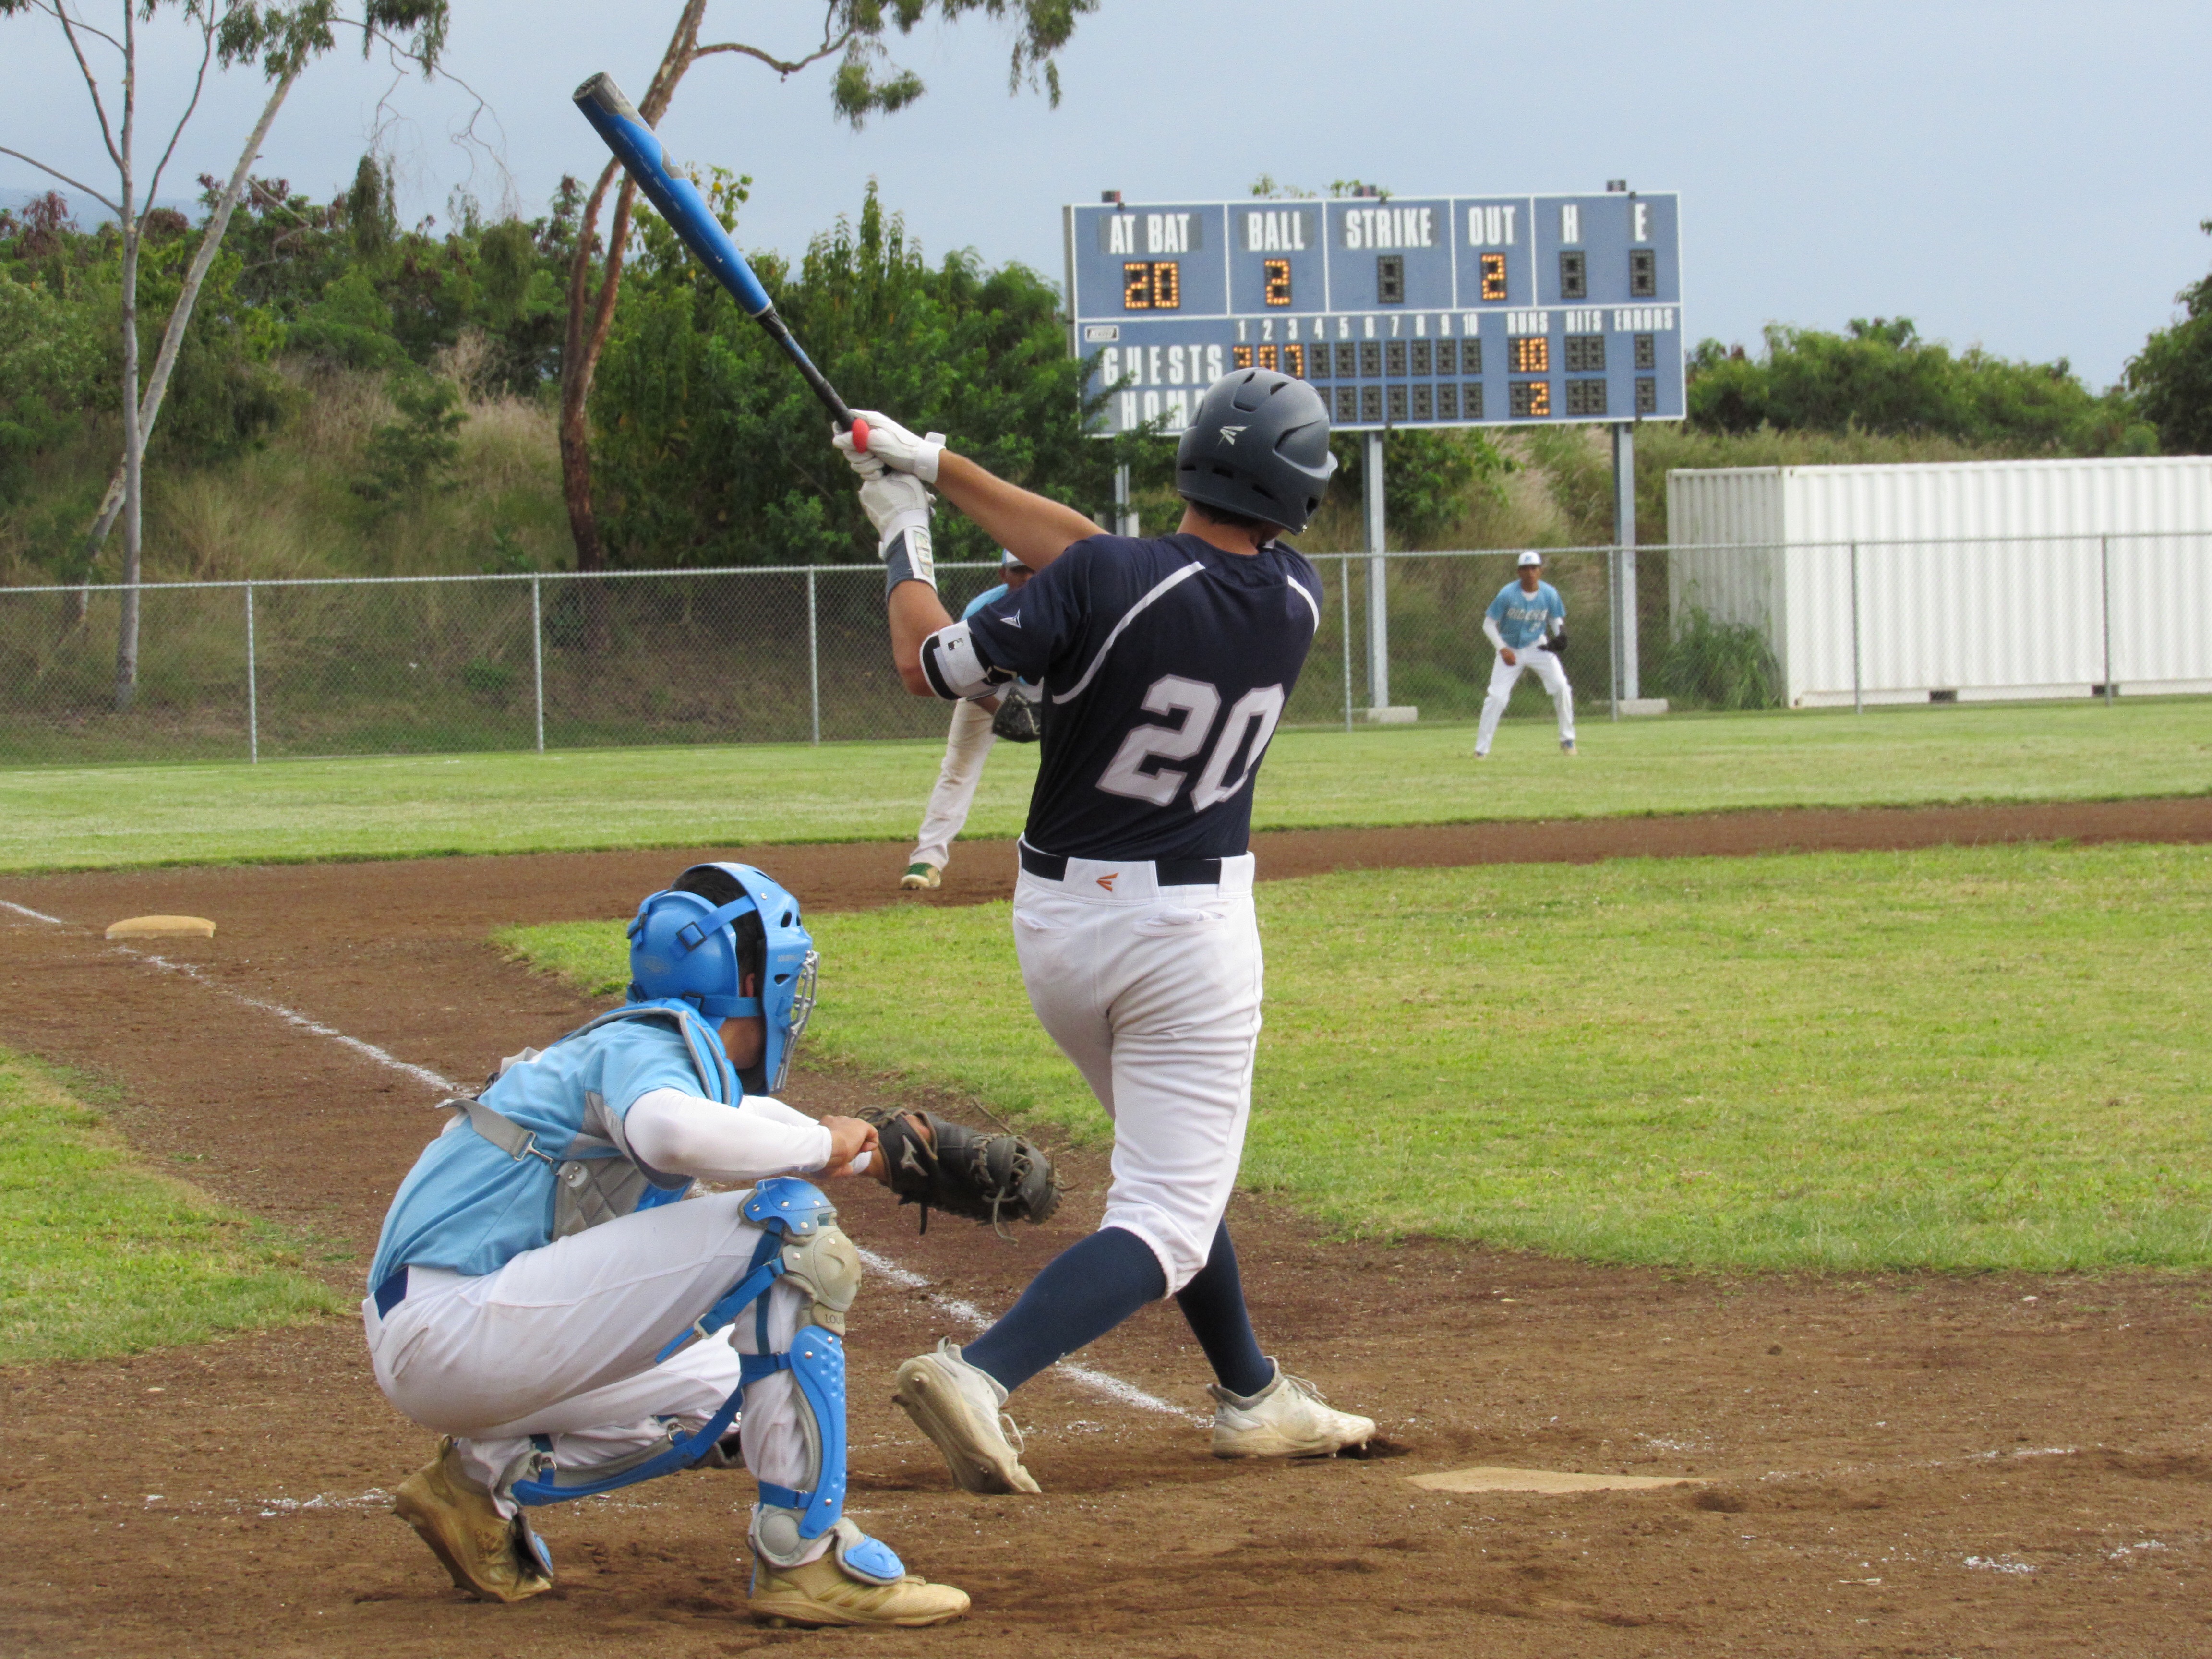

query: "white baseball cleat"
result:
(1208, 1364), (1376, 1460)
(900, 863), (942, 890)
(892, 1340), (1042, 1494)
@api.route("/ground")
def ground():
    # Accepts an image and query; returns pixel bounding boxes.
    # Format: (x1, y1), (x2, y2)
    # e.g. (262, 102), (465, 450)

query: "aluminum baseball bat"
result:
(574, 72), (866, 449)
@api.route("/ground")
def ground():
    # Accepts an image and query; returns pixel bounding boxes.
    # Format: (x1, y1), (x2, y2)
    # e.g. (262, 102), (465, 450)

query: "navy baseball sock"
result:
(1174, 1221), (1274, 1399)
(961, 1226), (1166, 1394)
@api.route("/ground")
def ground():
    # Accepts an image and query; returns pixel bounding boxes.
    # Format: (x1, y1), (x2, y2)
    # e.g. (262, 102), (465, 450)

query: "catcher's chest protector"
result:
(442, 1003), (732, 1239)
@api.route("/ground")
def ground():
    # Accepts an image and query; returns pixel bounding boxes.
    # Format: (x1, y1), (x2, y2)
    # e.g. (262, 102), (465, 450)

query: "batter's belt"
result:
(1018, 843), (1223, 886)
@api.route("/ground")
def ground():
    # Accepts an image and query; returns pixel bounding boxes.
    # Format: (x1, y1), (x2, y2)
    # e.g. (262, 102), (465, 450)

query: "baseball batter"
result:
(363, 862), (967, 1627)
(902, 550), (1037, 891)
(834, 367), (1376, 1493)
(1475, 550), (1576, 757)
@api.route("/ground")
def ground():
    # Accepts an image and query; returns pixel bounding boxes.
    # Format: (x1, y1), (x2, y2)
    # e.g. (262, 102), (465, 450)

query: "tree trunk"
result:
(556, 0), (710, 652)
(113, 5), (143, 712)
(75, 51), (306, 623)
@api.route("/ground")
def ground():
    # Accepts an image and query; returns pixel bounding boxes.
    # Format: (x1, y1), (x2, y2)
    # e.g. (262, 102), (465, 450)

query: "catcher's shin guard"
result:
(508, 1178), (861, 1509)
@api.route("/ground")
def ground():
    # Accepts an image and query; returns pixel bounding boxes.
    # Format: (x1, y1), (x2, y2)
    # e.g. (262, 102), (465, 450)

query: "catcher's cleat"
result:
(893, 1340), (1042, 1495)
(900, 863), (942, 890)
(750, 1534), (969, 1629)
(391, 1437), (555, 1603)
(1208, 1364), (1377, 1460)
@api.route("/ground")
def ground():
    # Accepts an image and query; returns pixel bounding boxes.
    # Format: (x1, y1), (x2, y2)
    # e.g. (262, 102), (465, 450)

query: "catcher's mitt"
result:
(862, 1107), (1060, 1236)
(989, 685), (1043, 743)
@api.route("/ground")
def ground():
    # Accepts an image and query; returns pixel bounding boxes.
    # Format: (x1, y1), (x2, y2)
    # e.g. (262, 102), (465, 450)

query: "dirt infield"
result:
(3, 800), (2210, 1657)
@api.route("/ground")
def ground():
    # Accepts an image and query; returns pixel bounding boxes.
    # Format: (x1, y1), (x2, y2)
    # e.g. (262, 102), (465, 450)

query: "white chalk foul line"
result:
(10, 896), (1196, 1424)
(130, 949), (462, 1094)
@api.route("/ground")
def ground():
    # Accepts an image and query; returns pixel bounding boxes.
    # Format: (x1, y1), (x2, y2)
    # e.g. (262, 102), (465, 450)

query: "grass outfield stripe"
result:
(0, 1049), (344, 1365)
(505, 840), (2212, 1272)
(2, 698), (2208, 873)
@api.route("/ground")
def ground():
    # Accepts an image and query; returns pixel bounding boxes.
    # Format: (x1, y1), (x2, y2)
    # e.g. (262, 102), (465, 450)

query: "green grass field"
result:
(505, 842), (2212, 1273)
(2, 697), (2207, 873)
(0, 1048), (343, 1364)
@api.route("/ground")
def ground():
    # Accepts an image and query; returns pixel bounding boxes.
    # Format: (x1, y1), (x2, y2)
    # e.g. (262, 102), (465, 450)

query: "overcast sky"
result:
(6, 0), (2208, 387)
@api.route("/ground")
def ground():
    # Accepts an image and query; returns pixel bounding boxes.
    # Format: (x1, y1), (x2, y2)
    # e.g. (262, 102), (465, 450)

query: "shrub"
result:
(1655, 606), (1782, 710)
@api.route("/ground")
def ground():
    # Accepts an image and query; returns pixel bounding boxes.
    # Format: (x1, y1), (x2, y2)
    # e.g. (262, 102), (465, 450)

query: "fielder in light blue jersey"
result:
(1475, 551), (1576, 757)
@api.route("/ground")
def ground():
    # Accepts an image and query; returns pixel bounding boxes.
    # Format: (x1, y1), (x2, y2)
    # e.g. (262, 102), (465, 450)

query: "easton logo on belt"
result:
(1097, 872), (1118, 891)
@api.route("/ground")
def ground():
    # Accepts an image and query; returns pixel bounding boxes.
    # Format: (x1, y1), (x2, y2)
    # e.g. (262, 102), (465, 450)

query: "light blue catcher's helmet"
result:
(626, 863), (819, 1093)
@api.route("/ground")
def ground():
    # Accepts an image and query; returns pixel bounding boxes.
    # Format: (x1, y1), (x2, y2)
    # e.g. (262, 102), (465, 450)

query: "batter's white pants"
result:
(362, 1190), (826, 1559)
(1474, 646), (1575, 754)
(910, 697), (998, 871)
(1011, 852), (1262, 1295)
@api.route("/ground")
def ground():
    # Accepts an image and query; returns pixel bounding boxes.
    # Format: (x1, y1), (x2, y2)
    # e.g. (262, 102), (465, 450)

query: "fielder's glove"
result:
(989, 685), (1043, 743)
(1548, 626), (1567, 654)
(861, 1107), (1060, 1236)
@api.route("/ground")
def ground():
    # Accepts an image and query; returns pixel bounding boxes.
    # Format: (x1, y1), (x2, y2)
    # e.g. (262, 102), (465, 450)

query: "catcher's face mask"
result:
(633, 863), (818, 1094)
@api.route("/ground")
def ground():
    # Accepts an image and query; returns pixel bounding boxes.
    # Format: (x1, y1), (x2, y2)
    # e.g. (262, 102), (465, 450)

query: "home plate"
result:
(105, 915), (216, 939)
(1406, 1467), (1705, 1495)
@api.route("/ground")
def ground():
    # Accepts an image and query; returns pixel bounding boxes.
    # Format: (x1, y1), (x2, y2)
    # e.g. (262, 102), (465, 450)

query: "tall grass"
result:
(0, 354), (569, 588)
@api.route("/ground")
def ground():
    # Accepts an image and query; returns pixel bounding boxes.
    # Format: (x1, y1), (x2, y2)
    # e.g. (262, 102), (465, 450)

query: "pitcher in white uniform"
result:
(902, 550), (1036, 891)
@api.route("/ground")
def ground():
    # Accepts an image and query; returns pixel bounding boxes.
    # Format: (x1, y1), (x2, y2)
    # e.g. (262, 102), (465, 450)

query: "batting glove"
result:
(859, 468), (932, 542)
(835, 410), (943, 483)
(862, 468), (936, 593)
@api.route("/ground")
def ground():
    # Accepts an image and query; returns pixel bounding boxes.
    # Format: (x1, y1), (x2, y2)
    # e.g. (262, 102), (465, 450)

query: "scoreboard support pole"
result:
(1113, 464), (1137, 538)
(1611, 421), (1640, 708)
(1364, 430), (1392, 715)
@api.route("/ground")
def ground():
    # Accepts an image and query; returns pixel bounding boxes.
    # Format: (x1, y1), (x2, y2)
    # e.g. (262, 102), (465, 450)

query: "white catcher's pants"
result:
(362, 1190), (824, 1557)
(1012, 853), (1262, 1295)
(1475, 645), (1575, 754)
(910, 697), (998, 870)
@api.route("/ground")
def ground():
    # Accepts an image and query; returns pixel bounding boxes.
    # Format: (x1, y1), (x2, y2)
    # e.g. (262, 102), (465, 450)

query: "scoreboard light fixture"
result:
(1064, 192), (1683, 434)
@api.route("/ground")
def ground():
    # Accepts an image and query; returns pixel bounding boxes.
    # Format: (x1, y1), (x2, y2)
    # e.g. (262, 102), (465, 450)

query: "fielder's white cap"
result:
(1517, 551), (1543, 567)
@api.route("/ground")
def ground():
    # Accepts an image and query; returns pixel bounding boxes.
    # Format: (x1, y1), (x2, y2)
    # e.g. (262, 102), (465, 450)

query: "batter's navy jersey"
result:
(965, 532), (1321, 862)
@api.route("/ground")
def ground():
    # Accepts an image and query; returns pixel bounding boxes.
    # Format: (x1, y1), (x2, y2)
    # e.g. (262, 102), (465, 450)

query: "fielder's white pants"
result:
(910, 698), (998, 870)
(362, 1190), (826, 1559)
(1475, 646), (1575, 754)
(1011, 852), (1262, 1295)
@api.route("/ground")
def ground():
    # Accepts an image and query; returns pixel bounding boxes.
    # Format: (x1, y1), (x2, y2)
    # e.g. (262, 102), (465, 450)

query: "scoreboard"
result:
(1063, 192), (1683, 437)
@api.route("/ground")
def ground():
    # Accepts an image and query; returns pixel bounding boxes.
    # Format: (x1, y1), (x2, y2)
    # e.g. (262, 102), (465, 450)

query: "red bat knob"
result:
(850, 417), (870, 455)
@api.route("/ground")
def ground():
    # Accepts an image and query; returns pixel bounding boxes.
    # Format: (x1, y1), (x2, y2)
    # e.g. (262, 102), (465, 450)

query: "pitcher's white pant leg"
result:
(365, 1190), (817, 1552)
(1012, 865), (1262, 1293)
(1529, 646), (1575, 742)
(910, 698), (998, 869)
(1475, 652), (1526, 754)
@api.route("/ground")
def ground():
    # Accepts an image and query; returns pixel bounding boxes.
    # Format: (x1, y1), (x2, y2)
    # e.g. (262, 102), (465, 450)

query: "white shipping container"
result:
(1666, 457), (2212, 706)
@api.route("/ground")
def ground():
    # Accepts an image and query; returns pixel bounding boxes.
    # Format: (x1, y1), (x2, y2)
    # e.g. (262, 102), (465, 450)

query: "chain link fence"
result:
(2, 534), (2207, 766)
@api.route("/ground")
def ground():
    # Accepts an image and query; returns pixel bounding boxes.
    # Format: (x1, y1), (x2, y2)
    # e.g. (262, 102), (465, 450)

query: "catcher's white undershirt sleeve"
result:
(1482, 615), (1505, 650)
(623, 1087), (832, 1183)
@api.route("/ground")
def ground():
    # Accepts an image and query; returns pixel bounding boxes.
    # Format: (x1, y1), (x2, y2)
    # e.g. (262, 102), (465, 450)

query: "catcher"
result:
(360, 861), (1046, 1626)
(901, 550), (1040, 891)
